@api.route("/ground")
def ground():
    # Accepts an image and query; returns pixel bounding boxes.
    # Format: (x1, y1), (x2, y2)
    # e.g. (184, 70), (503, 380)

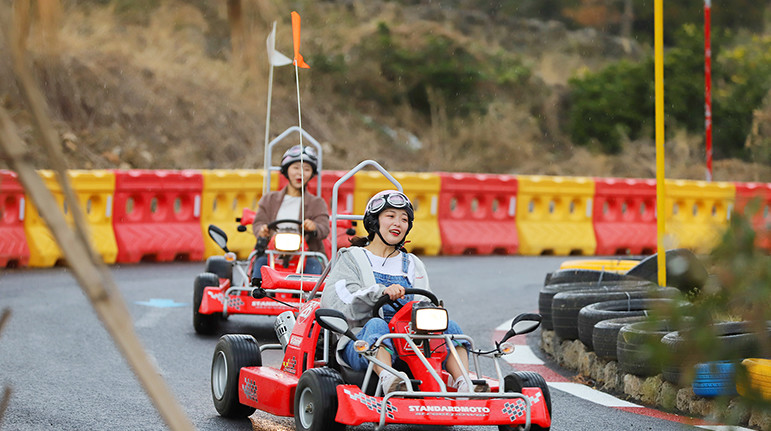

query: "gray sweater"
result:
(320, 247), (432, 328)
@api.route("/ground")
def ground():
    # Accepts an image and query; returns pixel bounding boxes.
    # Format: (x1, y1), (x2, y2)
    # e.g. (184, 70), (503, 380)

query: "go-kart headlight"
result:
(274, 232), (302, 252)
(411, 304), (448, 333)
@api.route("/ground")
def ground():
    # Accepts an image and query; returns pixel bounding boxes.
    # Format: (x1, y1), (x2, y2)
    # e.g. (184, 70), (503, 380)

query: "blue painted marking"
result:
(135, 298), (188, 308)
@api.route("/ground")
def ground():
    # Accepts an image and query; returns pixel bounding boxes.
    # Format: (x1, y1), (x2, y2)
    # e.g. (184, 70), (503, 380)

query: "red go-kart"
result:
(210, 287), (552, 430)
(193, 208), (330, 335)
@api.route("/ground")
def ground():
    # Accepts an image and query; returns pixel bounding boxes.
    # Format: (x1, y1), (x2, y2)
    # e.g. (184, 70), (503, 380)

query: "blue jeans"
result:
(251, 254), (323, 283)
(342, 317), (468, 371)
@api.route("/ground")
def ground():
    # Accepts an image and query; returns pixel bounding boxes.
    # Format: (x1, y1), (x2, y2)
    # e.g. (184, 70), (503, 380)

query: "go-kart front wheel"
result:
(211, 334), (262, 417)
(294, 368), (345, 431)
(500, 371), (552, 431)
(193, 273), (221, 335)
(204, 256), (233, 281)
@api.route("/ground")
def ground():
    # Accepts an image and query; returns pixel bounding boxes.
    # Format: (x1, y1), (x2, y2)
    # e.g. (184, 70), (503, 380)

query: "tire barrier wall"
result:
(0, 170), (29, 268)
(437, 172), (518, 255)
(593, 178), (657, 255)
(201, 170), (273, 260)
(664, 179), (735, 254)
(353, 171), (441, 255)
(734, 182), (771, 251)
(113, 170), (204, 263)
(516, 175), (596, 256)
(5, 169), (771, 267)
(25, 170), (118, 267)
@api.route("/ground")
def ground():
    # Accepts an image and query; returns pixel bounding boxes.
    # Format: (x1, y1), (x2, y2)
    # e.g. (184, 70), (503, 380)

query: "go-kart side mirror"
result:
(499, 313), (542, 344)
(315, 308), (358, 341)
(208, 225), (229, 252)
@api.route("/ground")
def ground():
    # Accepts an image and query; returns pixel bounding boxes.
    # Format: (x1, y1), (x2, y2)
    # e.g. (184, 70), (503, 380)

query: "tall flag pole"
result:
(655, 0), (667, 287)
(263, 21), (292, 194)
(291, 11), (311, 286)
(704, 0), (713, 182)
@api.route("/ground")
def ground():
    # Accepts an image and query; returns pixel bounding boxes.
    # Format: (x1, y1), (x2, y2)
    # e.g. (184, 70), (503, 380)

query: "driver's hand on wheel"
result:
(257, 225), (270, 238)
(383, 284), (405, 301)
(303, 219), (317, 232)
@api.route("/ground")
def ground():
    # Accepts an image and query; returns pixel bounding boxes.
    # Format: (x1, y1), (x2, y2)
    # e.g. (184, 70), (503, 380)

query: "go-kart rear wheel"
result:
(294, 368), (345, 431)
(204, 256), (233, 281)
(499, 372), (551, 431)
(194, 273), (220, 335)
(211, 334), (261, 417)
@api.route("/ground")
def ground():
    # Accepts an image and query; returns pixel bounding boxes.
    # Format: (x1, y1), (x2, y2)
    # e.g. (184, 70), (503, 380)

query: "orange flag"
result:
(291, 11), (310, 69)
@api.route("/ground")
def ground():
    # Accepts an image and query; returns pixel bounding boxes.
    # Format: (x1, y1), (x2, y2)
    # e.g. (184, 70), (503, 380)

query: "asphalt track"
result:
(0, 256), (742, 430)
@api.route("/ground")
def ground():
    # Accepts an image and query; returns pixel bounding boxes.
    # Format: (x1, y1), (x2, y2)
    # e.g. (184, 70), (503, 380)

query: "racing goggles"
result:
(366, 192), (412, 214)
(285, 145), (317, 158)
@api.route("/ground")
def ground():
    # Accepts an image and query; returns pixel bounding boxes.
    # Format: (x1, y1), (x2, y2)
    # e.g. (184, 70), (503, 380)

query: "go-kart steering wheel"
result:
(267, 219), (303, 231)
(254, 219), (304, 253)
(372, 288), (440, 318)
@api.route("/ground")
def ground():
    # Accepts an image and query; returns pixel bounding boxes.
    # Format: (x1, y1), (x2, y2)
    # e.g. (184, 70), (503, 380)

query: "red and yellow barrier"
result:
(24, 170), (117, 267)
(733, 182), (771, 251)
(113, 170), (204, 263)
(0, 170), (30, 267)
(664, 179), (735, 253)
(201, 170), (272, 259)
(516, 175), (596, 256)
(353, 172), (441, 255)
(593, 178), (657, 255)
(437, 172), (518, 255)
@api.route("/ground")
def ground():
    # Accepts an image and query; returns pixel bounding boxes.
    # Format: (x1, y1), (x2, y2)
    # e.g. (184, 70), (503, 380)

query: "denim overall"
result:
(342, 252), (466, 371)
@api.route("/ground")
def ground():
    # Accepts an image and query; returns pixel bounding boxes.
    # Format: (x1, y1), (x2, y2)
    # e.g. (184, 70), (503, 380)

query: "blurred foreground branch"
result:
(0, 7), (194, 431)
(1, 309), (12, 429)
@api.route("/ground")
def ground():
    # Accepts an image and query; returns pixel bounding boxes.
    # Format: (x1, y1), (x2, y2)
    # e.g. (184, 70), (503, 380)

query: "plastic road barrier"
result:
(201, 170), (271, 259)
(354, 171), (441, 255)
(113, 170), (204, 263)
(25, 170), (118, 267)
(664, 179), (735, 253)
(516, 175), (596, 255)
(0, 170), (30, 267)
(593, 178), (657, 255)
(733, 182), (771, 251)
(437, 172), (518, 255)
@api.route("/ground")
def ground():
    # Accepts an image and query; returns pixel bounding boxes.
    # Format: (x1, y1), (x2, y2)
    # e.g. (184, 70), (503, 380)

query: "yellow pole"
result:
(655, 0), (667, 287)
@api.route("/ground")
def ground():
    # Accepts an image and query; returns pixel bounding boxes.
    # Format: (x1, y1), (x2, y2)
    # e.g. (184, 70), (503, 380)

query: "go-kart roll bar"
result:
(330, 160), (403, 265)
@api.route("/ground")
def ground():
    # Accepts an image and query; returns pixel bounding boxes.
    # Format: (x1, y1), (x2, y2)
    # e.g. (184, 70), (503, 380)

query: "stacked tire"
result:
(539, 271), (649, 331)
(551, 286), (677, 341)
(661, 321), (771, 384)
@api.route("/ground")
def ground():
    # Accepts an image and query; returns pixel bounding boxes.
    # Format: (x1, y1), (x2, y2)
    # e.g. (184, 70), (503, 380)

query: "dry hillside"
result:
(1, 1), (770, 182)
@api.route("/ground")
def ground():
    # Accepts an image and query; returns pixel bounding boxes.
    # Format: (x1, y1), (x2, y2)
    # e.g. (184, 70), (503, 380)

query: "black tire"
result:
(577, 298), (686, 351)
(194, 272), (221, 335)
(662, 321), (771, 384)
(539, 280), (656, 330)
(499, 372), (551, 431)
(592, 316), (648, 359)
(552, 286), (678, 341)
(294, 368), (345, 431)
(625, 248), (709, 294)
(544, 269), (632, 286)
(204, 256), (233, 281)
(617, 320), (675, 377)
(211, 334), (262, 417)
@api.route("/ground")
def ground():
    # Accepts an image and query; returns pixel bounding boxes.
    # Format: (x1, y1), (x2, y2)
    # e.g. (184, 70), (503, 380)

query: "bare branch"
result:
(0, 7), (195, 431)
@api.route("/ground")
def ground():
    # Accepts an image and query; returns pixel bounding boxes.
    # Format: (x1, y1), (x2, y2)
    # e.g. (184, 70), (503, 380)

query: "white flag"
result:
(266, 21), (292, 67)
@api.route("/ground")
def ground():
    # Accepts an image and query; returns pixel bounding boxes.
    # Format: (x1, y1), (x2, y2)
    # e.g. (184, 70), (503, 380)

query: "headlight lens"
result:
(412, 306), (448, 333)
(274, 232), (302, 252)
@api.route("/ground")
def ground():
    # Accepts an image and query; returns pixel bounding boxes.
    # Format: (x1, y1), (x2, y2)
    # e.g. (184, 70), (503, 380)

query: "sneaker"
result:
(379, 371), (406, 395)
(454, 377), (490, 393)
